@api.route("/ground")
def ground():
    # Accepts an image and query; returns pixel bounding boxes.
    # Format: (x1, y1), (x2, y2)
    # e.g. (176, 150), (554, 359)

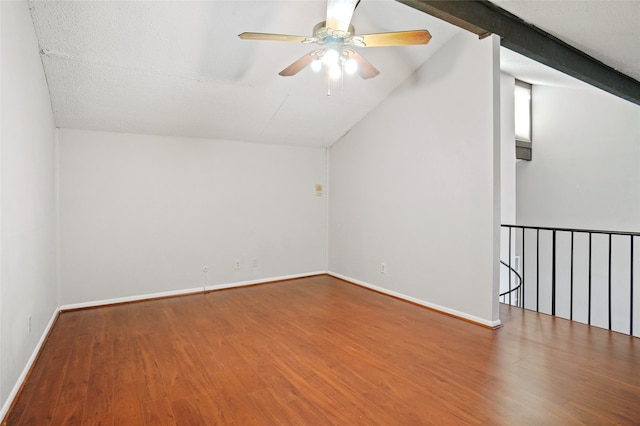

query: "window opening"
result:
(515, 80), (532, 160)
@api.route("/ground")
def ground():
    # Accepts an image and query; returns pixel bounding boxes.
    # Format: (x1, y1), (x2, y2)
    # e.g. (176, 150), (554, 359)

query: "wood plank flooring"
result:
(4, 275), (639, 425)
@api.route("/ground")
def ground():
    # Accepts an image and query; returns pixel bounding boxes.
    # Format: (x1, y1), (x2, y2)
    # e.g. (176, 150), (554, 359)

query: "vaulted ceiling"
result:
(27, 0), (639, 147)
(491, 0), (640, 83)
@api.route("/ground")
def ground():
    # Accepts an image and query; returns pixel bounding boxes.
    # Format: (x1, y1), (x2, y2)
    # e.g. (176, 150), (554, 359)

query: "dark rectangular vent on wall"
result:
(516, 141), (532, 161)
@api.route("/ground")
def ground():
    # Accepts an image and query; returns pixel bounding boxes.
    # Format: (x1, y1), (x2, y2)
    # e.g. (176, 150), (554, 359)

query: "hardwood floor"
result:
(4, 275), (639, 425)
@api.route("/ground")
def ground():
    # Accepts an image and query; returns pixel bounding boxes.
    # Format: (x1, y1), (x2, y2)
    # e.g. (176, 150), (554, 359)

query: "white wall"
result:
(517, 85), (640, 232)
(513, 84), (640, 336)
(500, 73), (516, 225)
(58, 129), (327, 306)
(1, 1), (59, 415)
(328, 32), (502, 326)
(499, 73), (518, 298)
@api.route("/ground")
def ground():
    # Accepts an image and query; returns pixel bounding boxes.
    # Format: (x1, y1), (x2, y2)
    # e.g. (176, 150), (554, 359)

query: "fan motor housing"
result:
(313, 21), (356, 41)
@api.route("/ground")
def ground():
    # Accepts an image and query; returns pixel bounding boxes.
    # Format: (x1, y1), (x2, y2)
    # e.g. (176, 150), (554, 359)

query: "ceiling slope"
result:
(400, 0), (640, 105)
(28, 0), (462, 147)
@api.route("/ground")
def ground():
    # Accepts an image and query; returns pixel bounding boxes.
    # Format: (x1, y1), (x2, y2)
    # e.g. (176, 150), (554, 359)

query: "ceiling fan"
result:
(238, 0), (432, 80)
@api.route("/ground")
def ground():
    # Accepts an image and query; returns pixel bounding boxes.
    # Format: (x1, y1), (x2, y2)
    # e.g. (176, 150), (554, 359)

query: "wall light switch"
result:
(315, 184), (324, 196)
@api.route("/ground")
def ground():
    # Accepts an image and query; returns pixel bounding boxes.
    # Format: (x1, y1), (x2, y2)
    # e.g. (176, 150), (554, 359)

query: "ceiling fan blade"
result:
(360, 30), (432, 47)
(350, 52), (380, 79)
(238, 32), (307, 43)
(326, 0), (359, 33)
(279, 52), (319, 76)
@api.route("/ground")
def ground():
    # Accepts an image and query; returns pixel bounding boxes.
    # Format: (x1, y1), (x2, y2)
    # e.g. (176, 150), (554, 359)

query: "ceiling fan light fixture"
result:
(311, 58), (323, 72)
(322, 48), (340, 67)
(328, 65), (342, 80)
(344, 58), (358, 75)
(239, 0), (431, 81)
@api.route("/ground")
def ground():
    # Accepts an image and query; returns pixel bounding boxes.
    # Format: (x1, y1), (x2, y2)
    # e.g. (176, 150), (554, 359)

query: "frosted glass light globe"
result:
(311, 59), (322, 72)
(328, 65), (342, 80)
(323, 49), (339, 66)
(344, 58), (358, 75)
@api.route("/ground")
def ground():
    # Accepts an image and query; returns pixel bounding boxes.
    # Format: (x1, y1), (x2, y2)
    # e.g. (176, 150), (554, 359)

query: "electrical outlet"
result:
(28, 315), (32, 334)
(252, 258), (258, 268)
(380, 263), (386, 274)
(202, 266), (208, 273)
(234, 260), (241, 270)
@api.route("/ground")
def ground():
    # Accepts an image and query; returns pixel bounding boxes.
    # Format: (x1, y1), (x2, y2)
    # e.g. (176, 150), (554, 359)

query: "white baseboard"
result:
(1, 306), (60, 421)
(59, 271), (327, 311)
(204, 271), (326, 292)
(328, 271), (502, 329)
(59, 286), (205, 311)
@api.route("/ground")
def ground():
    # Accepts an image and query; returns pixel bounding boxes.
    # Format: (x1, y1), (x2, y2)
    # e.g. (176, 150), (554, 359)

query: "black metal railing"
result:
(499, 260), (523, 307)
(501, 224), (639, 337)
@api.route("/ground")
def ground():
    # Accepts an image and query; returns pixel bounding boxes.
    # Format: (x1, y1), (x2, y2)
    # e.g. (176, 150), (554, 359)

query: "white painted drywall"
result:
(517, 85), (640, 232)
(1, 1), (59, 413)
(499, 73), (518, 297)
(500, 73), (516, 225)
(58, 129), (327, 305)
(513, 84), (640, 336)
(328, 32), (502, 325)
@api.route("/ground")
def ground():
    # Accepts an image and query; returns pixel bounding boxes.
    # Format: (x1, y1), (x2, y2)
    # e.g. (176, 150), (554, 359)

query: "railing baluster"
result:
(631, 236), (634, 336)
(587, 232), (591, 325)
(522, 228), (526, 309)
(536, 229), (540, 313)
(509, 226), (512, 306)
(570, 231), (574, 320)
(608, 234), (612, 330)
(552, 230), (556, 316)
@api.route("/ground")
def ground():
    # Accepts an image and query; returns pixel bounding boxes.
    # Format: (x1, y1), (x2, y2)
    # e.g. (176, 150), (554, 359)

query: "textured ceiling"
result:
(28, 0), (461, 147)
(490, 0), (640, 82)
(28, 1), (640, 147)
